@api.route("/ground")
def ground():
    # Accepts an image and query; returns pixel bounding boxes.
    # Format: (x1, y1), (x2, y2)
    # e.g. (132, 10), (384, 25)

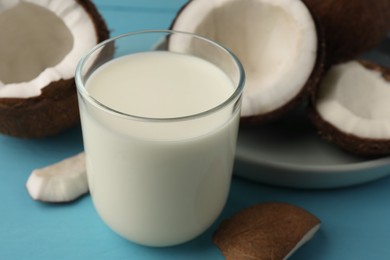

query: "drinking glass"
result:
(75, 30), (245, 247)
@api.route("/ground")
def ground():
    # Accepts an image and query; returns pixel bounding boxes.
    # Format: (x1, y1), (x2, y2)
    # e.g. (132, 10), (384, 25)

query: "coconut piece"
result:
(302, 0), (390, 65)
(310, 60), (390, 156)
(26, 152), (87, 203)
(170, 0), (324, 123)
(0, 0), (109, 138)
(213, 202), (321, 260)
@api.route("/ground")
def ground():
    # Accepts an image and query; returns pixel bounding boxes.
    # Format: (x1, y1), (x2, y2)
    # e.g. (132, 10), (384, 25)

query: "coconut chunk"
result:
(212, 202), (321, 260)
(26, 152), (88, 202)
(312, 61), (390, 155)
(171, 0), (319, 121)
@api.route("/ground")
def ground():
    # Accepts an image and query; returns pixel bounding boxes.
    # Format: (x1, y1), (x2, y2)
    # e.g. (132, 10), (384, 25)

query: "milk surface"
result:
(79, 51), (240, 246)
(87, 51), (234, 119)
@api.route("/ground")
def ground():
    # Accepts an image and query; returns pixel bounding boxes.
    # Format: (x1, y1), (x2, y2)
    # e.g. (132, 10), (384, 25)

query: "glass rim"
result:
(75, 29), (245, 122)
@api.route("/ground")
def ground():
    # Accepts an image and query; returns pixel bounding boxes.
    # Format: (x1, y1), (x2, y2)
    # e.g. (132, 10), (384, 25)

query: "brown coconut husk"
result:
(302, 0), (390, 66)
(213, 202), (321, 260)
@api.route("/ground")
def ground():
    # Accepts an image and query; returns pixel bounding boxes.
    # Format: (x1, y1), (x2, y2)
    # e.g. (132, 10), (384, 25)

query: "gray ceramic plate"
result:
(234, 109), (390, 189)
(234, 35), (390, 189)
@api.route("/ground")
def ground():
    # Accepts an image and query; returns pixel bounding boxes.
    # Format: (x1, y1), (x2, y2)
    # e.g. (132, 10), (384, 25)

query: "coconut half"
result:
(310, 61), (390, 156)
(0, 0), (109, 138)
(302, 0), (390, 65)
(171, 0), (324, 123)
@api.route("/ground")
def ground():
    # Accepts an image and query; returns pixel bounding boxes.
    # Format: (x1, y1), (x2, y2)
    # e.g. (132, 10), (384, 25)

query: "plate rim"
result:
(235, 148), (390, 174)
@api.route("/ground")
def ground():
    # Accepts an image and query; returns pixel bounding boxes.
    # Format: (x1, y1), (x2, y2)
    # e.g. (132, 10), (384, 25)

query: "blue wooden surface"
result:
(1, 1), (390, 259)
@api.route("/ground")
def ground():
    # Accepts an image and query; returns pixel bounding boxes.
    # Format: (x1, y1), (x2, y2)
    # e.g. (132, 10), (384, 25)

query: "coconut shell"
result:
(0, 79), (79, 138)
(213, 202), (321, 260)
(302, 0), (390, 66)
(0, 0), (109, 138)
(309, 60), (390, 156)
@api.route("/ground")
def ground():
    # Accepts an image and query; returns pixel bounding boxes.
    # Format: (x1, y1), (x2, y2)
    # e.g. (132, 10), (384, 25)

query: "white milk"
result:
(79, 51), (241, 246)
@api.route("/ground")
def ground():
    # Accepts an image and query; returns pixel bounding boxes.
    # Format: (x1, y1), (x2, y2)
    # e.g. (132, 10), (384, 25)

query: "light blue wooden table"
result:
(1, 1), (390, 259)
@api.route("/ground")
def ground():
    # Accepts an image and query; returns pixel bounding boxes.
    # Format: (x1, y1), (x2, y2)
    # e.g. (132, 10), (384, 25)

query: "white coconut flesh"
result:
(316, 61), (390, 140)
(172, 0), (318, 117)
(0, 0), (97, 98)
(26, 152), (87, 202)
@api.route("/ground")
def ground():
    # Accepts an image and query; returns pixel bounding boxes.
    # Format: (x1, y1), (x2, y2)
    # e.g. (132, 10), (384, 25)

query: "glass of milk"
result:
(75, 30), (245, 247)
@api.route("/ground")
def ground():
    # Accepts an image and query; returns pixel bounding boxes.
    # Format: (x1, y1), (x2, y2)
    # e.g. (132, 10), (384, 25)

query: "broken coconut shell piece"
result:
(213, 202), (321, 260)
(26, 152), (87, 203)
(310, 61), (390, 156)
(0, 0), (109, 138)
(170, 0), (325, 124)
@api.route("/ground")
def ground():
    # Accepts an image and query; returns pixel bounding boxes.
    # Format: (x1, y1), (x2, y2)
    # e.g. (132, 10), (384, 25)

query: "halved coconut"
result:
(302, 0), (390, 65)
(171, 0), (324, 123)
(0, 0), (109, 138)
(310, 61), (390, 156)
